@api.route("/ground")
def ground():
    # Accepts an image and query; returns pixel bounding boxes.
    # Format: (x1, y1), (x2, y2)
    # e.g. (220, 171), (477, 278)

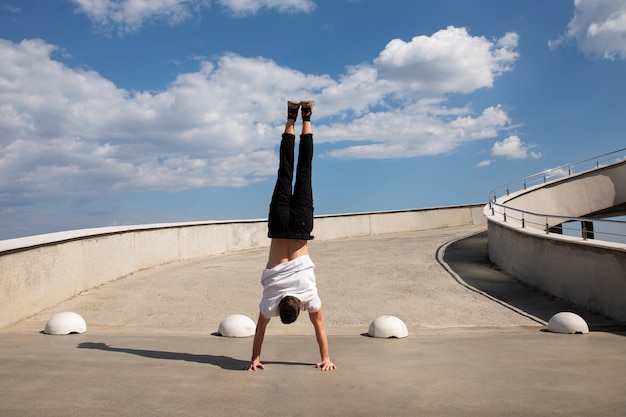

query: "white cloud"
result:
(71, 0), (209, 33)
(374, 26), (519, 95)
(0, 27), (517, 208)
(3, 4), (21, 13)
(319, 103), (511, 159)
(477, 159), (493, 167)
(218, 0), (315, 16)
(491, 135), (542, 160)
(550, 0), (626, 60)
(71, 0), (314, 32)
(0, 40), (306, 205)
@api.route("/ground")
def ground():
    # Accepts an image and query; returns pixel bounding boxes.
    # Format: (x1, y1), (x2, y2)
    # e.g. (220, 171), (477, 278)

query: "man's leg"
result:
(290, 101), (315, 239)
(267, 102), (299, 238)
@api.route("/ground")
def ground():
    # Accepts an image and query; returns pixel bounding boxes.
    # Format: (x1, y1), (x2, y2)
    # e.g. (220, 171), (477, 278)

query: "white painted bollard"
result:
(218, 314), (256, 338)
(547, 312), (589, 334)
(44, 312), (87, 335)
(368, 315), (408, 338)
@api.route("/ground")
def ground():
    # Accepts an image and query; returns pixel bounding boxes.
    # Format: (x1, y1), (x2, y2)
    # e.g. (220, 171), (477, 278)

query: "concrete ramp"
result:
(486, 156), (626, 321)
(3, 226), (625, 416)
(499, 160), (626, 229)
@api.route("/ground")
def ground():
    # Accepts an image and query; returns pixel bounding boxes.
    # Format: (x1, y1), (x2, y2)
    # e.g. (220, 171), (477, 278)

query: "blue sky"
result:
(1, 0), (625, 239)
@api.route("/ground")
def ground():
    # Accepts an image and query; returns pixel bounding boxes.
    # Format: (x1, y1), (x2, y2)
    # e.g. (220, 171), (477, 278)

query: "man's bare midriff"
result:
(266, 238), (309, 269)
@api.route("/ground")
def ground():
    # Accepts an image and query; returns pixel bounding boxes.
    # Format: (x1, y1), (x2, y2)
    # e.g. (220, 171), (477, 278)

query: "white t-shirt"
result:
(259, 255), (321, 319)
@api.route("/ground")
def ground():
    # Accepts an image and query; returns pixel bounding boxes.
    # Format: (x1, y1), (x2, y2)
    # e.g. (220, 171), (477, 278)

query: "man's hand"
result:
(315, 359), (337, 371)
(245, 313), (270, 372)
(244, 359), (265, 371)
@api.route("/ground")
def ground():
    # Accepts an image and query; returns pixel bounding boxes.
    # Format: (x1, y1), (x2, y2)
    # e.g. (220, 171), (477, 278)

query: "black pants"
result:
(268, 133), (314, 240)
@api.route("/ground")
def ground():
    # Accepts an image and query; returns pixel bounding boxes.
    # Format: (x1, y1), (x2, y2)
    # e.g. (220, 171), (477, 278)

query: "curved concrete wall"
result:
(486, 161), (626, 321)
(487, 220), (626, 321)
(0, 204), (485, 328)
(500, 160), (626, 229)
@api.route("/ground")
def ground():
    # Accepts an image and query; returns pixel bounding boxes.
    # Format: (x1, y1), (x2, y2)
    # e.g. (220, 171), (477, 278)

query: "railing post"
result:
(582, 221), (594, 240)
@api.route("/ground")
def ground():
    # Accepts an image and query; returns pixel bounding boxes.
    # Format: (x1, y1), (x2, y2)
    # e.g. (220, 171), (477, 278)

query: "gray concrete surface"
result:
(2, 225), (625, 416)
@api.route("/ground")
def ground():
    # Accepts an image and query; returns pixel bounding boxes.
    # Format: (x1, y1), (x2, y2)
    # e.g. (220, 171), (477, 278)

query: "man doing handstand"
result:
(244, 100), (336, 372)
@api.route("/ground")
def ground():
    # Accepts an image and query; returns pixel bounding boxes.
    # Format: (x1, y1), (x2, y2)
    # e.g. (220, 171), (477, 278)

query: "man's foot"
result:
(301, 100), (314, 122)
(288, 101), (300, 121)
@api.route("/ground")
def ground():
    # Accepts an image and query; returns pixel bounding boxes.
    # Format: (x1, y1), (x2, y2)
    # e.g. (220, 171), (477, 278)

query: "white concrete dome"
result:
(368, 315), (408, 338)
(547, 312), (589, 334)
(218, 314), (256, 338)
(44, 312), (87, 335)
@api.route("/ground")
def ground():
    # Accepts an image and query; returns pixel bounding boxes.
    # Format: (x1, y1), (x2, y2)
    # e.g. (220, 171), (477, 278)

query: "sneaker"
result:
(300, 100), (314, 121)
(287, 101), (300, 120)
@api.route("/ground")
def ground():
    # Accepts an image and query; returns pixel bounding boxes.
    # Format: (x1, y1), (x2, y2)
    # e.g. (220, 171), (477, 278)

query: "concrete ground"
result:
(2, 225), (625, 416)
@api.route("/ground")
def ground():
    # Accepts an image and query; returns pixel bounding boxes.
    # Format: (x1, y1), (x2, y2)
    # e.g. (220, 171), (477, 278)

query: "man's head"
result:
(278, 296), (302, 324)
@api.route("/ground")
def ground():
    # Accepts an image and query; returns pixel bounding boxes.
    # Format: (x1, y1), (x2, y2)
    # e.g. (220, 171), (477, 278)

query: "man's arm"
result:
(308, 308), (337, 371)
(244, 312), (270, 371)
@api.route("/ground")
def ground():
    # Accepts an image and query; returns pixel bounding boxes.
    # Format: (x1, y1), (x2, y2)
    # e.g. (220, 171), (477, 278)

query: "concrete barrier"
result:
(487, 220), (626, 321)
(0, 204), (485, 328)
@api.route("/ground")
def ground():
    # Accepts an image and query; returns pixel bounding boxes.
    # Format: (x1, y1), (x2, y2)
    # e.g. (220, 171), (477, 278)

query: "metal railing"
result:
(487, 148), (626, 244)
(488, 148), (626, 201)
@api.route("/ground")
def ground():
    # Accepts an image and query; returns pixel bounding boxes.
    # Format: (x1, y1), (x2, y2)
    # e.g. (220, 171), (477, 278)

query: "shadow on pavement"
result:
(78, 342), (248, 370)
(77, 342), (316, 370)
